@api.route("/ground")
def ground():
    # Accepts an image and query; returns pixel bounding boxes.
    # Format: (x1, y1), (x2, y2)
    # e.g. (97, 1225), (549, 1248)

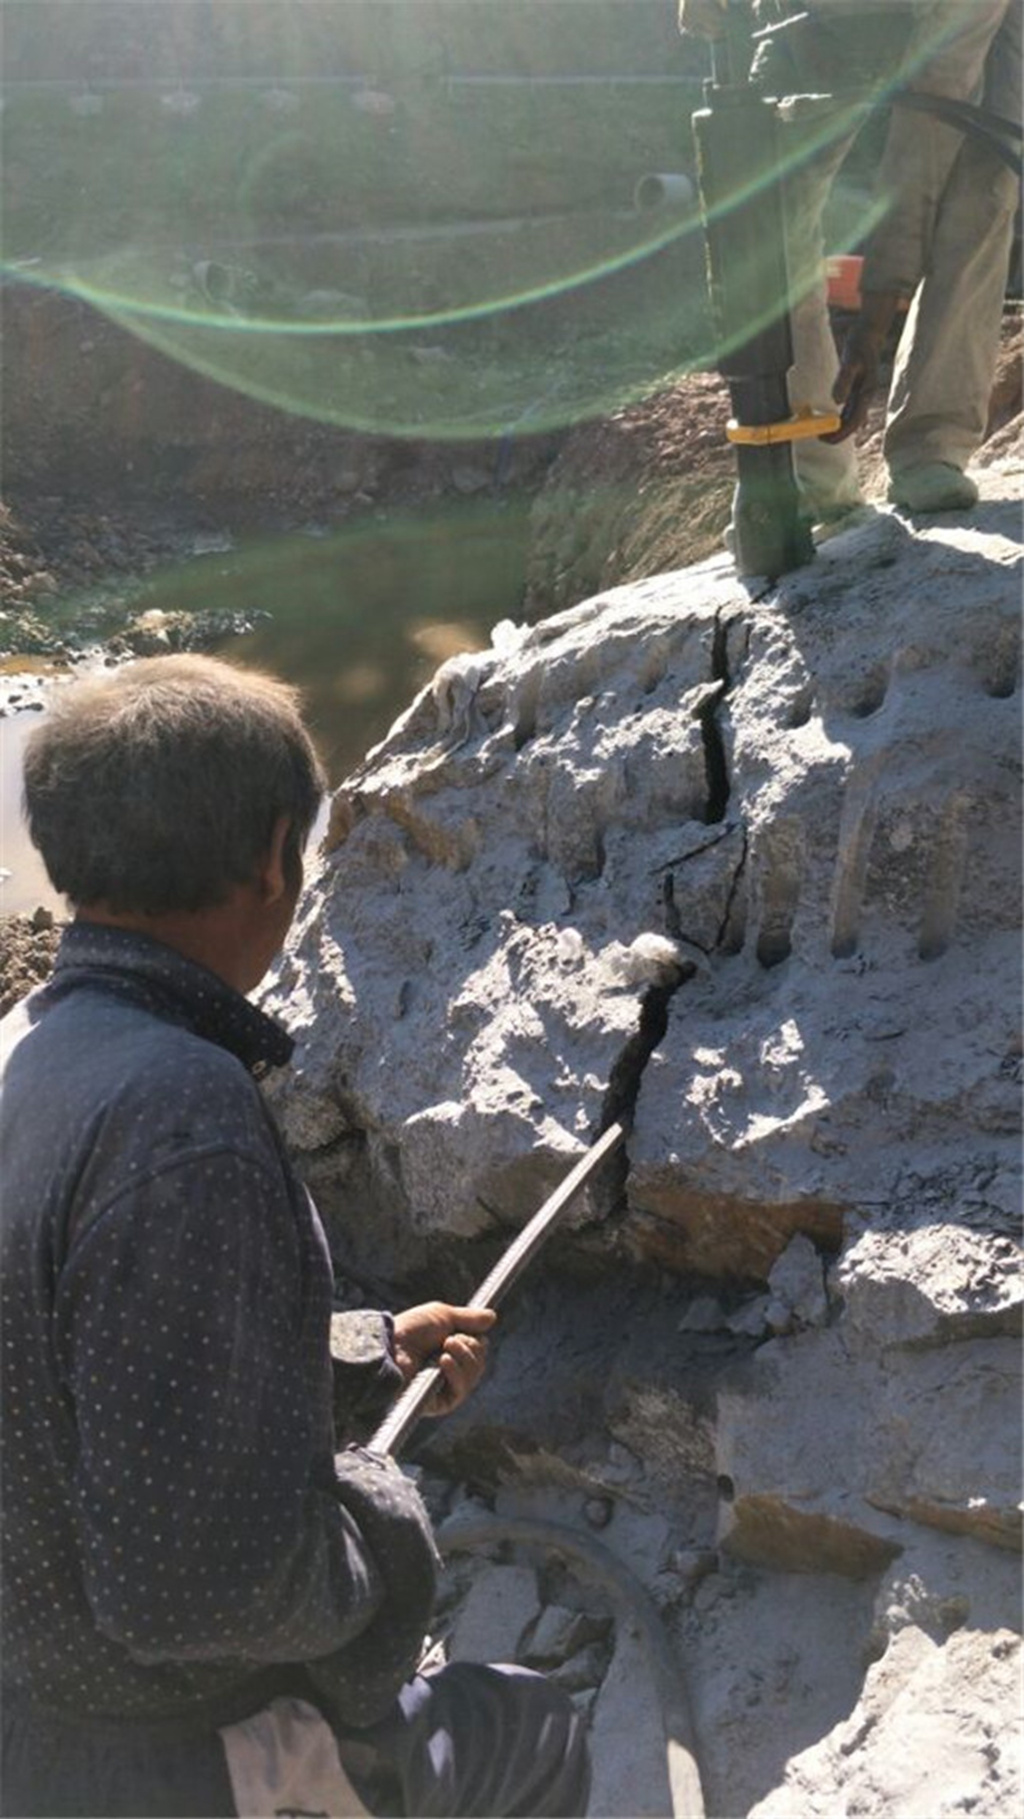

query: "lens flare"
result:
(3, 3), (950, 436)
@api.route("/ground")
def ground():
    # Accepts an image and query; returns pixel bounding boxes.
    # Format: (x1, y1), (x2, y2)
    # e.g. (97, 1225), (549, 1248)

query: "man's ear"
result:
(259, 815), (292, 903)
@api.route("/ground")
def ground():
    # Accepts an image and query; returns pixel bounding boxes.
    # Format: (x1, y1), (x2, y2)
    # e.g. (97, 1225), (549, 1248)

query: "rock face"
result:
(267, 492), (1020, 1283)
(264, 475), (1022, 1816)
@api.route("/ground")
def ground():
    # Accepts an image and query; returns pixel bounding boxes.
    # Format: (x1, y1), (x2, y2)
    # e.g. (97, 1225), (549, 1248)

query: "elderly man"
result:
(0, 656), (589, 1819)
(681, 0), (1019, 516)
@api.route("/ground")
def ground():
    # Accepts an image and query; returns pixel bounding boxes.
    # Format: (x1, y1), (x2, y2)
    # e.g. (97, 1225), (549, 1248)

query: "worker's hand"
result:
(826, 325), (883, 442)
(678, 0), (729, 39)
(825, 291), (903, 444)
(393, 1302), (497, 1416)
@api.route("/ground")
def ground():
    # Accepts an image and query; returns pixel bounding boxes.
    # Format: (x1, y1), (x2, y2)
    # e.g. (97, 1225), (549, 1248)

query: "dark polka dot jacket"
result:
(0, 923), (437, 1731)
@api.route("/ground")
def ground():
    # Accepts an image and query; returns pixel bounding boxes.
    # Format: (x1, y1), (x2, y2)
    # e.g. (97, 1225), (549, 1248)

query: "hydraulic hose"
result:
(437, 1514), (705, 1819)
(891, 90), (1023, 176)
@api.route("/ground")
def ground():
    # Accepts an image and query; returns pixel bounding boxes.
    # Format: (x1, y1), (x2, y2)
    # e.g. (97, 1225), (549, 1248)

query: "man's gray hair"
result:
(23, 655), (327, 913)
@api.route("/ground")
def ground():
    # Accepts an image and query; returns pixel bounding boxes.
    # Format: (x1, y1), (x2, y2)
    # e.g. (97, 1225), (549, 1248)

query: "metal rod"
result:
(368, 1121), (627, 1458)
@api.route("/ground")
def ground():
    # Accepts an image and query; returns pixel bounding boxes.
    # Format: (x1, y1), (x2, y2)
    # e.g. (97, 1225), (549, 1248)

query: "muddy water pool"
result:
(0, 496), (532, 916)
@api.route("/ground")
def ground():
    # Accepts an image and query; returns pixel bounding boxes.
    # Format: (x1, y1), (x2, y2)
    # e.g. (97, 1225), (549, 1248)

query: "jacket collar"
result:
(50, 921), (294, 1076)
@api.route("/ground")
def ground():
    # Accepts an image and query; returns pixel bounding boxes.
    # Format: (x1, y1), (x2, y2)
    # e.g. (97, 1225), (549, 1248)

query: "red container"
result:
(826, 253), (863, 312)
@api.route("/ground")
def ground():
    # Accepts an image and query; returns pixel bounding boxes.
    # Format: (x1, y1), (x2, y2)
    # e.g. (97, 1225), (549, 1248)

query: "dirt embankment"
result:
(7, 304), (1018, 672)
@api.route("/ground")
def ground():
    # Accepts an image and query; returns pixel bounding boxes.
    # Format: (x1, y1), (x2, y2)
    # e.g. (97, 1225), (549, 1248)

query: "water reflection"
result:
(0, 709), (65, 917)
(0, 495), (532, 914)
(136, 497), (531, 774)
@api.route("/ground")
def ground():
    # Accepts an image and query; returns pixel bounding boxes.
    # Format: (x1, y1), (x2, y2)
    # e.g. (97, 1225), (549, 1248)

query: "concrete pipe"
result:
(633, 171), (696, 212)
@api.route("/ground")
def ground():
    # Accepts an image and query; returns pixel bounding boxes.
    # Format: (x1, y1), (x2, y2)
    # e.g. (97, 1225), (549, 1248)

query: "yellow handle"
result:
(726, 405), (842, 447)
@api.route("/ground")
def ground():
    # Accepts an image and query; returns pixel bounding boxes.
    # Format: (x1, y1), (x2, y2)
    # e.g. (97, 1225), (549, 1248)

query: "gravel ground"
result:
(0, 909), (62, 1018)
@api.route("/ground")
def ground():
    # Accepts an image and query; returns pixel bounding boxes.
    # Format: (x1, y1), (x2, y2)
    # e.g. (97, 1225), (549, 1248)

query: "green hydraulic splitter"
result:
(691, 3), (839, 581)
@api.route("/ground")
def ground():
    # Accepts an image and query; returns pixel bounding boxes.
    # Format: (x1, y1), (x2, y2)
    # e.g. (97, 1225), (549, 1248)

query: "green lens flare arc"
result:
(8, 213), (704, 339)
(87, 295), (700, 443)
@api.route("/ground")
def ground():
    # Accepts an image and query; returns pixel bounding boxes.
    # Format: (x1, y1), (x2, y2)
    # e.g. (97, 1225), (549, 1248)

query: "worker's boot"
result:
(887, 462), (979, 512)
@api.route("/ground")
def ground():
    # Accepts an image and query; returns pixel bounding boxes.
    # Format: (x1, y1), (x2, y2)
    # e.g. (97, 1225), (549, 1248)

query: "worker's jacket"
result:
(0, 921), (437, 1735)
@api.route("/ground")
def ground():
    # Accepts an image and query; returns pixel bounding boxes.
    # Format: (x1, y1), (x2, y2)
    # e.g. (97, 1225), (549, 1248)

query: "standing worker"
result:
(828, 0), (1021, 511)
(680, 0), (1020, 517)
(0, 655), (590, 1819)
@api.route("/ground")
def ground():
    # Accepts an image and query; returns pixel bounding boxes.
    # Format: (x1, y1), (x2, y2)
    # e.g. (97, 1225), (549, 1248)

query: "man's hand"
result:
(392, 1302), (497, 1416)
(825, 291), (903, 444)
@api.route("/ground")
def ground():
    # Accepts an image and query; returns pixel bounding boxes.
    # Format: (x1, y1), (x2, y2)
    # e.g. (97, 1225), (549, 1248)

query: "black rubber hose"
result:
(891, 90), (1022, 176)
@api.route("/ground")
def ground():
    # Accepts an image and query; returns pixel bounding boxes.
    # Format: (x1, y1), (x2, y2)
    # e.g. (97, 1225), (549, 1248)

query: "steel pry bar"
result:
(366, 1120), (627, 1459)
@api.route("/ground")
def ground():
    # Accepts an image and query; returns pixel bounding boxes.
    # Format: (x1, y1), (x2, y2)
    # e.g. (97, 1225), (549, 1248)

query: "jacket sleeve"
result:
(53, 1145), (420, 1671)
(329, 1309), (405, 1444)
(306, 1445), (440, 1726)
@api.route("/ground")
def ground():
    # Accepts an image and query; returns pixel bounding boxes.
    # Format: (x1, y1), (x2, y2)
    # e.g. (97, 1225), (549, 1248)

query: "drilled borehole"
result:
(513, 711), (535, 751)
(787, 684), (814, 729)
(716, 834), (749, 957)
(640, 646), (670, 695)
(917, 793), (970, 962)
(847, 665), (889, 719)
(512, 671), (540, 751)
(973, 628), (1021, 700)
(756, 927), (792, 969)
(719, 906), (747, 957)
(830, 795), (877, 960)
(663, 871), (683, 940)
(755, 827), (802, 970)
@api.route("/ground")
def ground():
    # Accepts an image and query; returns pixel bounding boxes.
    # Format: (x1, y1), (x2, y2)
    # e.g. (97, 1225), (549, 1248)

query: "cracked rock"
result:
(251, 474), (1022, 1819)
(268, 492), (1021, 1288)
(261, 576), (739, 1276)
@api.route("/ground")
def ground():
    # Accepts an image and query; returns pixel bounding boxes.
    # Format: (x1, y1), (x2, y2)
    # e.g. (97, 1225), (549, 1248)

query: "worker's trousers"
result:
(880, 2), (1021, 479)
(1, 1662), (590, 1817)
(782, 118), (865, 522)
(785, 0), (1020, 502)
(776, 0), (1019, 507)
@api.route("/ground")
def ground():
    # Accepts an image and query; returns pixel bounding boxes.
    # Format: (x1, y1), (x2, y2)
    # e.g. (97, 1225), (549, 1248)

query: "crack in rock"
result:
(601, 961), (698, 1138)
(715, 829), (749, 955)
(699, 609), (734, 826)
